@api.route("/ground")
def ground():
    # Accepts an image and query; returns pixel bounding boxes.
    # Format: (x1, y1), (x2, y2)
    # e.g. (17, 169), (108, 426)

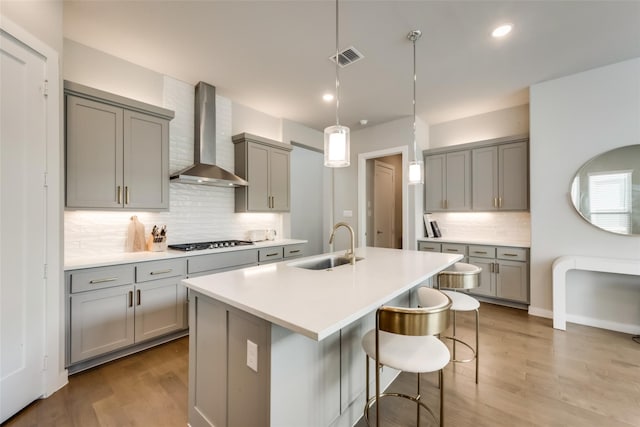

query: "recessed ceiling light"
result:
(492, 24), (513, 38)
(322, 93), (334, 102)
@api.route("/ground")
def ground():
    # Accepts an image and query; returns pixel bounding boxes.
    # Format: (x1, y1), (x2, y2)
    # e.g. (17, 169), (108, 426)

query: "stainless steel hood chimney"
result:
(170, 82), (248, 187)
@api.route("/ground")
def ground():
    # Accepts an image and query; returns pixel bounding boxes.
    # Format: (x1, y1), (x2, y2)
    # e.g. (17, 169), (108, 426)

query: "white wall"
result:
(530, 58), (640, 332)
(429, 104), (529, 149)
(1, 1), (63, 53)
(332, 117), (426, 251)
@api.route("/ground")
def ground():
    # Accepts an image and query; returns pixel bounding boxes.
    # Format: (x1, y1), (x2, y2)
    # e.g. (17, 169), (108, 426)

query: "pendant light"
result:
(324, 0), (350, 167)
(407, 29), (423, 184)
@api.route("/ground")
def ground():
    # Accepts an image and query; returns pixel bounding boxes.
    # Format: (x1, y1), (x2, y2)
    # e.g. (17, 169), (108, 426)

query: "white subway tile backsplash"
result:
(427, 212), (531, 243)
(64, 76), (281, 259)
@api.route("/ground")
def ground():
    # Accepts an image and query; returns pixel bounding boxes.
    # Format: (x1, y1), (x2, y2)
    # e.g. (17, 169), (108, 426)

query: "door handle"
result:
(136, 289), (141, 306)
(376, 230), (383, 234)
(117, 186), (122, 204)
(125, 186), (130, 205)
(128, 291), (133, 307)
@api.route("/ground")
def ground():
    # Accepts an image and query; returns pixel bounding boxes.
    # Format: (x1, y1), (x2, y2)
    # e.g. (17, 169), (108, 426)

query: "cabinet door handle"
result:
(446, 249), (458, 252)
(502, 253), (519, 257)
(136, 289), (141, 305)
(128, 291), (133, 307)
(117, 186), (122, 204)
(473, 251), (488, 255)
(150, 269), (173, 275)
(265, 252), (279, 257)
(89, 277), (118, 284)
(493, 197), (497, 208)
(490, 263), (494, 273)
(288, 250), (300, 254)
(125, 186), (130, 205)
(498, 197), (502, 208)
(495, 263), (500, 274)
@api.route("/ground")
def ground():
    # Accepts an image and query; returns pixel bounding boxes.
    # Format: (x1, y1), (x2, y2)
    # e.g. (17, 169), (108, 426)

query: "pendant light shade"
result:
(407, 29), (423, 185)
(324, 0), (350, 167)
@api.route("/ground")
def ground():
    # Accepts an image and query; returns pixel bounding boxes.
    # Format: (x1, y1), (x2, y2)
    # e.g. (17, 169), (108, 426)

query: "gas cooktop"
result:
(168, 240), (254, 251)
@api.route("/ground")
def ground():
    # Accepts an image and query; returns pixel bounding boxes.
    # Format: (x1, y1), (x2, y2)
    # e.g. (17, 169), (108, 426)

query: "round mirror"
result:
(570, 144), (640, 235)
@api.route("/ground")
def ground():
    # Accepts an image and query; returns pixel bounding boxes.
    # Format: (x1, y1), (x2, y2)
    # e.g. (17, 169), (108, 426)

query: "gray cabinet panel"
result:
(70, 285), (135, 363)
(123, 110), (170, 209)
(134, 277), (187, 343)
(496, 260), (529, 302)
(424, 155), (445, 211)
(246, 142), (270, 211)
(270, 148), (290, 211)
(418, 241), (441, 252)
(188, 250), (258, 275)
(66, 95), (123, 209)
(472, 146), (499, 211)
(136, 258), (186, 282)
(258, 246), (283, 263)
(70, 264), (135, 293)
(467, 257), (495, 297)
(284, 243), (305, 259)
(498, 141), (528, 210)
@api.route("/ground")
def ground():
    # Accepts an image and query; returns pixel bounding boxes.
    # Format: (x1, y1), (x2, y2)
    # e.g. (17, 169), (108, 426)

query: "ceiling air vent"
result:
(329, 46), (364, 67)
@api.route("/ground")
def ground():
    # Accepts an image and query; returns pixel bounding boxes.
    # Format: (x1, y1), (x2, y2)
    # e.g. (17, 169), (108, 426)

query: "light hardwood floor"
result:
(4, 303), (639, 427)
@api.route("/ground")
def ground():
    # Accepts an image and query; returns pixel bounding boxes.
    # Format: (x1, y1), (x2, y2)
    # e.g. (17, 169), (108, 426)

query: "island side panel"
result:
(270, 324), (341, 427)
(188, 292), (228, 427)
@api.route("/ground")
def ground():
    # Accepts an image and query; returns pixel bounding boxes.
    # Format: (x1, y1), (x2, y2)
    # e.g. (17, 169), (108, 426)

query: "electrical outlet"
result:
(247, 339), (258, 372)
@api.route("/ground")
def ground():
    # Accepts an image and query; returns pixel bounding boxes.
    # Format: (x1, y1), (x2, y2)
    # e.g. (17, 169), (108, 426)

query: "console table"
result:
(552, 255), (640, 330)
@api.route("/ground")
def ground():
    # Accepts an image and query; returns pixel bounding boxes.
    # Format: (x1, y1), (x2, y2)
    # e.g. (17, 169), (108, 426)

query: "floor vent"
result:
(329, 46), (364, 67)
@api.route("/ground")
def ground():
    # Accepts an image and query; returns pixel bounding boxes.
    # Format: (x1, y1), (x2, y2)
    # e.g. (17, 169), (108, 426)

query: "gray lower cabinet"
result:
(233, 133), (292, 212)
(65, 81), (173, 210)
(67, 259), (187, 367)
(418, 240), (529, 304)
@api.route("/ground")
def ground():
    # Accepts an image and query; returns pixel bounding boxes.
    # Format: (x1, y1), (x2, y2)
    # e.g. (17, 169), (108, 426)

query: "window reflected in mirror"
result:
(570, 145), (639, 236)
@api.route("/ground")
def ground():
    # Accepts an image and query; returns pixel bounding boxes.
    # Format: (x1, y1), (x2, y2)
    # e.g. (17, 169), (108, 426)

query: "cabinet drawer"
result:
(259, 247), (284, 263)
(441, 243), (467, 255)
(418, 242), (441, 252)
(497, 247), (527, 262)
(468, 245), (496, 259)
(284, 244), (305, 259)
(70, 265), (135, 293)
(188, 250), (258, 275)
(136, 259), (186, 283)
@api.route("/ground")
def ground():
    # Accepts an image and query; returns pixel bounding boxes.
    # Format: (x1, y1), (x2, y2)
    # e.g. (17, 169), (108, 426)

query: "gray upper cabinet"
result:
(425, 150), (471, 211)
(472, 140), (528, 211)
(233, 133), (292, 212)
(65, 81), (174, 210)
(424, 134), (529, 212)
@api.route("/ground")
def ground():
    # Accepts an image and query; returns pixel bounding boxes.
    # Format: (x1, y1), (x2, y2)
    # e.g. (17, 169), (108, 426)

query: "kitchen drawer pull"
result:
(446, 249), (459, 252)
(265, 252), (279, 257)
(288, 250), (300, 254)
(473, 251), (488, 254)
(136, 289), (141, 306)
(150, 269), (173, 275)
(128, 291), (133, 308)
(89, 277), (118, 284)
(503, 253), (519, 257)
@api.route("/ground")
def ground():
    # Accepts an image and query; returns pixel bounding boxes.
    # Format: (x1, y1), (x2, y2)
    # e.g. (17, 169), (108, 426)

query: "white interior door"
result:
(0, 29), (47, 422)
(373, 160), (395, 248)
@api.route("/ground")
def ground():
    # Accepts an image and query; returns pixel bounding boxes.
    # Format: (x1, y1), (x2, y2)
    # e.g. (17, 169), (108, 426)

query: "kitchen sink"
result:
(289, 255), (364, 271)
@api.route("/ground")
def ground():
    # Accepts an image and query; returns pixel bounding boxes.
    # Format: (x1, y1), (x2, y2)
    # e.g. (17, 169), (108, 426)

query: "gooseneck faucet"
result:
(329, 222), (356, 265)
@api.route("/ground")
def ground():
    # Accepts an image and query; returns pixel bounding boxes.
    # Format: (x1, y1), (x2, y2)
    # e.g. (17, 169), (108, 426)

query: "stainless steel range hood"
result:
(170, 82), (248, 187)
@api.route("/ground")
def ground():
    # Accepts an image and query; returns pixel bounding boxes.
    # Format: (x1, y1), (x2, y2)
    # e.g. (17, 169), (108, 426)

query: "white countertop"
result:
(182, 247), (462, 341)
(64, 239), (307, 270)
(417, 236), (530, 248)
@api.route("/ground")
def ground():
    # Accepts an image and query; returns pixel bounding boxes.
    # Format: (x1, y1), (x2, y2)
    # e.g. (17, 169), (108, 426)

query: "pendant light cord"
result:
(408, 30), (422, 163)
(335, 0), (340, 126)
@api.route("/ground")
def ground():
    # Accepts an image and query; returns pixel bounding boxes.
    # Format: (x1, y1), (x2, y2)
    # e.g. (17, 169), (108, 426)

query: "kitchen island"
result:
(183, 246), (461, 427)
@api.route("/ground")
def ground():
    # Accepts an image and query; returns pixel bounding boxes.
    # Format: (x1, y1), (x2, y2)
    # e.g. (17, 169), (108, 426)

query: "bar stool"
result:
(432, 262), (482, 384)
(361, 288), (452, 427)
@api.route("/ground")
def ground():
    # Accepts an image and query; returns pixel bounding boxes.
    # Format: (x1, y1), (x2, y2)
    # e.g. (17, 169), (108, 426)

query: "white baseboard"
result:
(528, 306), (553, 319)
(565, 314), (640, 335)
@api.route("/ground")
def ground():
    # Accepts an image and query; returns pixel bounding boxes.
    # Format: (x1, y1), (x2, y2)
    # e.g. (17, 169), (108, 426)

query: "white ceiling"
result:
(63, 1), (640, 131)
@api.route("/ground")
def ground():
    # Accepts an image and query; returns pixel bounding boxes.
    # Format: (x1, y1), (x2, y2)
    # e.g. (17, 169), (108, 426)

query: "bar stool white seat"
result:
(431, 262), (482, 384)
(362, 288), (452, 427)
